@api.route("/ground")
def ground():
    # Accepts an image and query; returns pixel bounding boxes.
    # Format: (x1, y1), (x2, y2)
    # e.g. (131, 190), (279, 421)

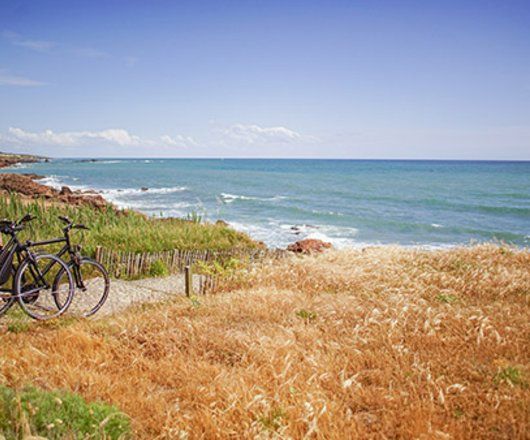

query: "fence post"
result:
(185, 265), (192, 297)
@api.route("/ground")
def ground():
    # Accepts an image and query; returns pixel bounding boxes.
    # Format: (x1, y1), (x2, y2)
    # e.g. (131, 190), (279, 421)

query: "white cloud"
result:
(1, 127), (196, 149)
(3, 30), (131, 64)
(221, 123), (316, 146)
(2, 31), (55, 52)
(0, 69), (45, 87)
(160, 134), (197, 147)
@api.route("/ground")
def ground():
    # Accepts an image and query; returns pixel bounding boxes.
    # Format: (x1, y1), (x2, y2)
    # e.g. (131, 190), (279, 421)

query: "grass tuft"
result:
(0, 385), (130, 439)
(148, 260), (169, 277)
(494, 366), (527, 388)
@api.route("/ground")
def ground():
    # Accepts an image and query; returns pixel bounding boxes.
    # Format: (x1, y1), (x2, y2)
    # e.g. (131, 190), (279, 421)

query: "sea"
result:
(5, 159), (530, 249)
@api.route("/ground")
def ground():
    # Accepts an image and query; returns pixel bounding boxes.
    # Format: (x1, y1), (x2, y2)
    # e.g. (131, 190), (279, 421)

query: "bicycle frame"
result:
(29, 233), (85, 290)
(0, 234), (54, 300)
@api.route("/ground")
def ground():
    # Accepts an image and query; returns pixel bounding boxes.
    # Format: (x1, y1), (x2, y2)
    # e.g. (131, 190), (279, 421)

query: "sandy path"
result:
(2, 273), (202, 322)
(67, 273), (205, 318)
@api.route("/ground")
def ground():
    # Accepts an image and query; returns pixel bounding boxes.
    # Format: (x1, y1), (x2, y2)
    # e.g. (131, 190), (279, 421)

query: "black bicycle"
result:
(48, 216), (110, 317)
(0, 214), (75, 320)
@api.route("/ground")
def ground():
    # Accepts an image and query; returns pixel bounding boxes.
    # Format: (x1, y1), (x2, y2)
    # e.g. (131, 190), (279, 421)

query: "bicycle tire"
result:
(15, 254), (74, 320)
(54, 257), (110, 317)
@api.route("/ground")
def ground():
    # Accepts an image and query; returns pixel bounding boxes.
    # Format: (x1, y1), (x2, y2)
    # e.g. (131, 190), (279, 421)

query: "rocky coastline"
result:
(0, 153), (111, 210)
(0, 173), (110, 210)
(0, 151), (47, 169)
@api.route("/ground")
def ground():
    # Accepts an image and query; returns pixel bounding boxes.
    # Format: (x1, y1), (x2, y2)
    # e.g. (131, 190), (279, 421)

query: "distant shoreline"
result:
(12, 156), (530, 163)
(0, 151), (48, 169)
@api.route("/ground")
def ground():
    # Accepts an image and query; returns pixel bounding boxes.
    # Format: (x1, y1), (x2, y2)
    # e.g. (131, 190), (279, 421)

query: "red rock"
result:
(0, 173), (113, 211)
(287, 238), (332, 254)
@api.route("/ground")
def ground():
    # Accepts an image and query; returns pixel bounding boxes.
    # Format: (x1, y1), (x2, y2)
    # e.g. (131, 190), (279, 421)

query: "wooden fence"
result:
(94, 246), (287, 280)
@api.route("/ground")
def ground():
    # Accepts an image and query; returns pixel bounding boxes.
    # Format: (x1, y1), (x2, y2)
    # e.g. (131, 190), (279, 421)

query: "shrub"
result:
(149, 260), (169, 277)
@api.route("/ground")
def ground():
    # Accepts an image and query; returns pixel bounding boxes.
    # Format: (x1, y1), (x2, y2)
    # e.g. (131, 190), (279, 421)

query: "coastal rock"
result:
(0, 173), (112, 211)
(287, 238), (332, 254)
(0, 152), (44, 169)
(216, 219), (229, 227)
(22, 173), (46, 180)
(0, 173), (54, 197)
(141, 187), (149, 192)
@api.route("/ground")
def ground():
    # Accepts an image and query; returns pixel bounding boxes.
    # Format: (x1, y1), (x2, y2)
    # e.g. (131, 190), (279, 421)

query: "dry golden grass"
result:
(1, 244), (529, 439)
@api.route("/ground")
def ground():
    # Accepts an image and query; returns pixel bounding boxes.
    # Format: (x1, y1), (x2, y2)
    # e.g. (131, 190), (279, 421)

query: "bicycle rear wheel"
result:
(54, 257), (110, 317)
(16, 254), (74, 320)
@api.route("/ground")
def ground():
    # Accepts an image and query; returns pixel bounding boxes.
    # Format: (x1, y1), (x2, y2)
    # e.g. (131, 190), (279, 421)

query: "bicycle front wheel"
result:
(54, 257), (110, 317)
(16, 254), (74, 320)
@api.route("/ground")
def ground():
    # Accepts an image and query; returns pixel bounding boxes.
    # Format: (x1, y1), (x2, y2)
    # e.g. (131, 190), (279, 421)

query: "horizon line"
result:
(42, 156), (530, 162)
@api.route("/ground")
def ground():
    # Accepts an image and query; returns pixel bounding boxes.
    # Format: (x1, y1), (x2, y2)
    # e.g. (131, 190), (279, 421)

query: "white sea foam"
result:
(220, 193), (287, 203)
(37, 175), (88, 192)
(101, 186), (188, 197)
(431, 223), (443, 228)
(229, 220), (360, 249)
(9, 163), (29, 169)
(37, 175), (189, 211)
(37, 175), (63, 189)
(119, 200), (194, 212)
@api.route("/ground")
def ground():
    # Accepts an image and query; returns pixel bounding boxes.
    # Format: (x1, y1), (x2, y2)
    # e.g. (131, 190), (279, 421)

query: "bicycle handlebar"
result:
(0, 213), (34, 234)
(17, 214), (36, 225)
(58, 216), (90, 233)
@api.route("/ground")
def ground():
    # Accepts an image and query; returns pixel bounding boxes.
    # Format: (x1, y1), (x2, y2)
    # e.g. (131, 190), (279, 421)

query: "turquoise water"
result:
(5, 159), (530, 248)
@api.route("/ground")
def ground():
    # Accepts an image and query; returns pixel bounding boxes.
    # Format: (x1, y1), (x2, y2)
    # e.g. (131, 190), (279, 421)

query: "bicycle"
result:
(0, 214), (75, 320)
(48, 216), (110, 317)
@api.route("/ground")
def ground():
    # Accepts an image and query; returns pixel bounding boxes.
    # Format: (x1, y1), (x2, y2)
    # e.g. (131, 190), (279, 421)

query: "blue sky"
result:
(0, 0), (529, 159)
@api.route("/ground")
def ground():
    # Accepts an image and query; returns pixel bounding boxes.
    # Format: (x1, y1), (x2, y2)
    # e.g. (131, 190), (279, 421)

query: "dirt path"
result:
(93, 274), (193, 316)
(2, 273), (201, 324)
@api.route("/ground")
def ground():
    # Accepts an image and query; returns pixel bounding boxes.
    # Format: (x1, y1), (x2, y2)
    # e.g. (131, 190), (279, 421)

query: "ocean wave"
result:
(37, 175), (63, 189)
(229, 220), (360, 249)
(9, 163), (29, 169)
(37, 175), (88, 192)
(101, 186), (188, 196)
(38, 175), (188, 197)
(220, 193), (287, 203)
(311, 209), (345, 217)
(115, 200), (194, 211)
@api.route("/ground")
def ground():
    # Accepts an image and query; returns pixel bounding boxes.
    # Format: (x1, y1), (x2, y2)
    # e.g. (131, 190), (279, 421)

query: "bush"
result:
(149, 260), (169, 277)
(0, 385), (131, 439)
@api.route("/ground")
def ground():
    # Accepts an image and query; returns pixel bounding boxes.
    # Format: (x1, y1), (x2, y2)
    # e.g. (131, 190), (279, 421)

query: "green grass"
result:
(0, 194), (259, 256)
(295, 309), (317, 321)
(0, 385), (130, 439)
(494, 366), (527, 388)
(435, 293), (458, 304)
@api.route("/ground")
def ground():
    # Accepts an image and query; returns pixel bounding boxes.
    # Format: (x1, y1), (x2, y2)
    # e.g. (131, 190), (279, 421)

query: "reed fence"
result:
(95, 246), (287, 293)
